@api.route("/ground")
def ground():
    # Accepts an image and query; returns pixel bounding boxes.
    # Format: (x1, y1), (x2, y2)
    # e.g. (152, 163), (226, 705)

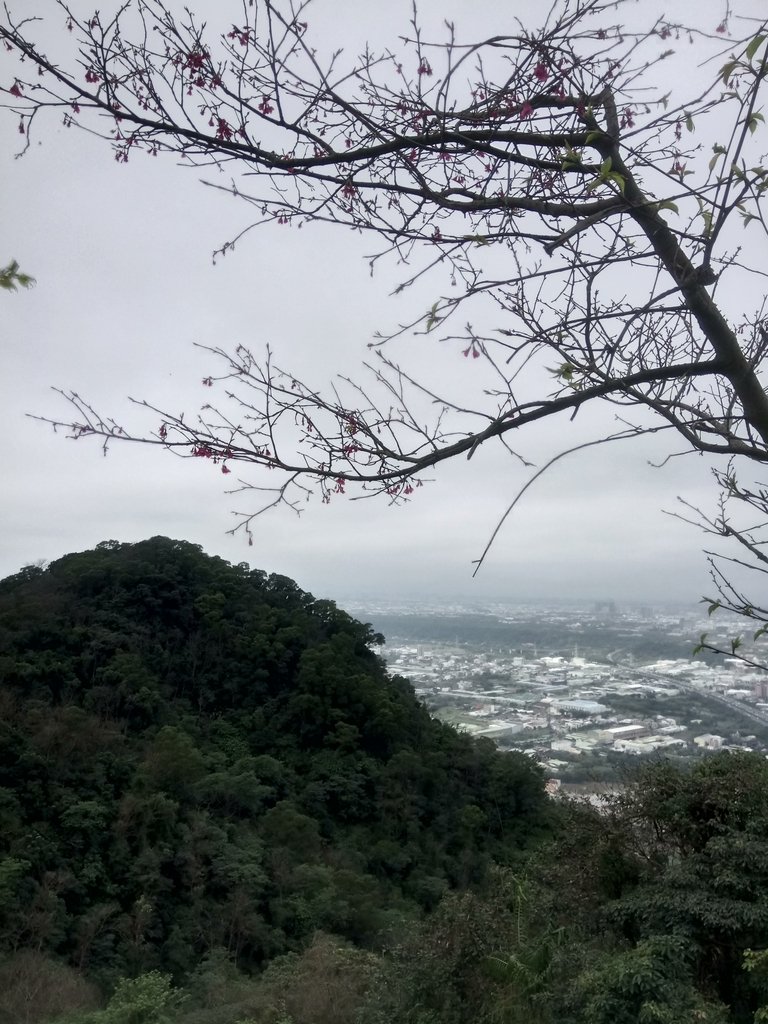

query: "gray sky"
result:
(1, 0), (748, 606)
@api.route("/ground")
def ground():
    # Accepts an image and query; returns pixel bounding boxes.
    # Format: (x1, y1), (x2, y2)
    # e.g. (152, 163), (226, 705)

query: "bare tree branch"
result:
(3, 0), (768, 649)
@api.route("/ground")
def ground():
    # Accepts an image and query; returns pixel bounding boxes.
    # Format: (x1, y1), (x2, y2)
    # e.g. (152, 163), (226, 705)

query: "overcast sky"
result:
(1, 0), (752, 607)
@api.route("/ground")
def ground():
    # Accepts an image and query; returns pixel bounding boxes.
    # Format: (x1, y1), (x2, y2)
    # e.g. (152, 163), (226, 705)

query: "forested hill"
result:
(10, 539), (768, 1024)
(0, 537), (547, 994)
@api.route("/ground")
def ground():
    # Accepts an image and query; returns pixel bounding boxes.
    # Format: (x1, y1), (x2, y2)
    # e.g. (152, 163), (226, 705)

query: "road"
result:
(632, 669), (768, 728)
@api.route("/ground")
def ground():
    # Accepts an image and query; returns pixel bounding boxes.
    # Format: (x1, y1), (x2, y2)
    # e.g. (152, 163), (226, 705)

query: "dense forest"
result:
(2, 538), (768, 1023)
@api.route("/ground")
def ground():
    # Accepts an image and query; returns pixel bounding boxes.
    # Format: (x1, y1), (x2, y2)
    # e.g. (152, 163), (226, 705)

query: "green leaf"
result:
(720, 59), (739, 84)
(708, 601), (721, 616)
(693, 632), (708, 656)
(607, 170), (625, 194)
(425, 302), (442, 331)
(708, 143), (727, 173)
(657, 200), (679, 214)
(599, 156), (613, 177)
(685, 113), (695, 133)
(548, 363), (574, 381)
(586, 130), (605, 144)
(560, 146), (584, 171)
(697, 199), (714, 238)
(0, 260), (35, 292)
(746, 33), (766, 62)
(748, 112), (765, 135)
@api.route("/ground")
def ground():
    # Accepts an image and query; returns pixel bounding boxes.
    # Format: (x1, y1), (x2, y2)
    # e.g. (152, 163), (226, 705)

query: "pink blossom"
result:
(215, 118), (233, 141)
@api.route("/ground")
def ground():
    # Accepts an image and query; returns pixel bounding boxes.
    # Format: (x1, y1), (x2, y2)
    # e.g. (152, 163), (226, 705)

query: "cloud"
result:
(0, 0), (742, 607)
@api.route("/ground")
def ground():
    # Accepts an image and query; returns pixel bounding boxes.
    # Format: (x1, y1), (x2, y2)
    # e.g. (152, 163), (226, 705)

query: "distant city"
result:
(347, 599), (768, 794)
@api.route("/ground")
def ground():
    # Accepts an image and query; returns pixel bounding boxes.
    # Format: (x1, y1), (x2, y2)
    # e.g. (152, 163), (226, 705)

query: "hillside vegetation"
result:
(2, 539), (768, 1023)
